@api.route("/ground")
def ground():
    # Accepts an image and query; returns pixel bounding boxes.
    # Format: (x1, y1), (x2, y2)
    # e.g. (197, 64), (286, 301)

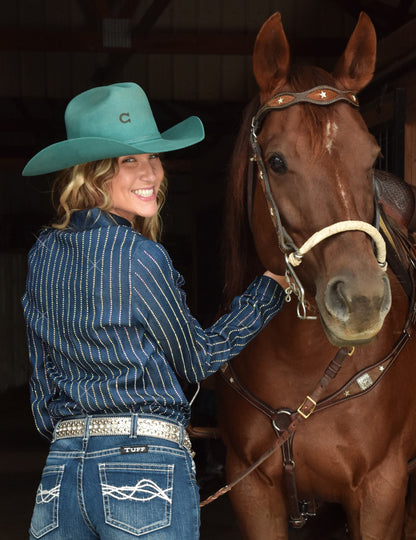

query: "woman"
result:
(22, 82), (286, 539)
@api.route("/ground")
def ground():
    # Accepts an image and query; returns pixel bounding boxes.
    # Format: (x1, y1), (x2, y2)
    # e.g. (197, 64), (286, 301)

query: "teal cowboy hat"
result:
(22, 82), (205, 176)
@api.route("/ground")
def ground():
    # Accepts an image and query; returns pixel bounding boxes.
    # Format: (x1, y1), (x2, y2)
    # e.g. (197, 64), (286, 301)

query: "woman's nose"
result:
(139, 160), (157, 181)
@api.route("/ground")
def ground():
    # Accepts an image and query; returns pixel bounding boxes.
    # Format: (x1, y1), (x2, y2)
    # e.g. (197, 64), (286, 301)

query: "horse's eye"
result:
(268, 153), (287, 174)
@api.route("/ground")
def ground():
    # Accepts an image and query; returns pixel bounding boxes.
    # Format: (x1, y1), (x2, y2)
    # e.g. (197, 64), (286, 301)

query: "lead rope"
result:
(200, 346), (354, 507)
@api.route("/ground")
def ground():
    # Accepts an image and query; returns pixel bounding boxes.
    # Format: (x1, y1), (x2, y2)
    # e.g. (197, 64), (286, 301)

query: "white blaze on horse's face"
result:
(326, 120), (352, 216)
(325, 120), (338, 153)
(334, 170), (351, 217)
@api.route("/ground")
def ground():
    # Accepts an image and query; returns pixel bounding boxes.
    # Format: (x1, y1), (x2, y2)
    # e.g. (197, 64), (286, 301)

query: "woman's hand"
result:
(263, 271), (287, 289)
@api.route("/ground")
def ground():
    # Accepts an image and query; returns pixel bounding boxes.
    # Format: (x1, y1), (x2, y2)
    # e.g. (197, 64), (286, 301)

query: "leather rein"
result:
(200, 86), (416, 519)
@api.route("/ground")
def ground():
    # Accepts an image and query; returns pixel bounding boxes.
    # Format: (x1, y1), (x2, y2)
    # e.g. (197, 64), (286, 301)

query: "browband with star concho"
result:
(252, 85), (359, 132)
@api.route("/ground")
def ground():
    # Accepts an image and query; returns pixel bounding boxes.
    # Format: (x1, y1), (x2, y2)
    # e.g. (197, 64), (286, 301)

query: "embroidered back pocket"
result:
(30, 464), (65, 538)
(99, 462), (174, 536)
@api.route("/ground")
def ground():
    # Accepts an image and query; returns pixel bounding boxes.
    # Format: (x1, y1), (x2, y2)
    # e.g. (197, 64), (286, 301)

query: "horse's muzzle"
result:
(320, 273), (391, 346)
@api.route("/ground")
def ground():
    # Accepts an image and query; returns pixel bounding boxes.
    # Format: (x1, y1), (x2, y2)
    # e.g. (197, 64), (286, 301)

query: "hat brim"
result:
(22, 116), (204, 176)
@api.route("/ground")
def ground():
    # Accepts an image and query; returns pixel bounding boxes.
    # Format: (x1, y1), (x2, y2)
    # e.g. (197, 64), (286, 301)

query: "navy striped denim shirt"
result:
(22, 208), (284, 440)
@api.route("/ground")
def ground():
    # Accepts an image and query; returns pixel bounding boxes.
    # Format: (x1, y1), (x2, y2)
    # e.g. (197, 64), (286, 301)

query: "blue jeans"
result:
(29, 415), (200, 539)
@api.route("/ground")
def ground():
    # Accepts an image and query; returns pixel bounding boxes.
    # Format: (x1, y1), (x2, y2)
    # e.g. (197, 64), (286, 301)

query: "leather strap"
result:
(252, 86), (359, 133)
(220, 347), (352, 424)
(201, 348), (352, 508)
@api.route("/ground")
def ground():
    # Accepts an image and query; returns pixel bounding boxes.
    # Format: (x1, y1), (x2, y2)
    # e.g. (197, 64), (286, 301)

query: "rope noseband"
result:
(287, 220), (387, 269)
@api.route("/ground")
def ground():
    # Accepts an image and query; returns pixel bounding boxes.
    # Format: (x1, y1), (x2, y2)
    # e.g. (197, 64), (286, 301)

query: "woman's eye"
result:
(268, 153), (287, 174)
(149, 153), (160, 160)
(122, 157), (135, 163)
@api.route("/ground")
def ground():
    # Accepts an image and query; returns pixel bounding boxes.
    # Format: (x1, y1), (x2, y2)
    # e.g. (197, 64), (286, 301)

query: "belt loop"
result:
(130, 413), (138, 439)
(179, 423), (185, 447)
(51, 422), (58, 443)
(83, 416), (91, 443)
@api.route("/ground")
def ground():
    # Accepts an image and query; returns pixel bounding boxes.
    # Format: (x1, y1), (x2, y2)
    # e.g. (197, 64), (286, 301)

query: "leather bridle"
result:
(248, 85), (387, 319)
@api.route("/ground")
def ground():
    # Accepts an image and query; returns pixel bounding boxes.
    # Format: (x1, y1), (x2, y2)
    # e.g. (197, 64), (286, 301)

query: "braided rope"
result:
(287, 220), (387, 269)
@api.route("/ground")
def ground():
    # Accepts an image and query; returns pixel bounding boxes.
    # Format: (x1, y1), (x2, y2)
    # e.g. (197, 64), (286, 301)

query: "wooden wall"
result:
(1, 0), (354, 102)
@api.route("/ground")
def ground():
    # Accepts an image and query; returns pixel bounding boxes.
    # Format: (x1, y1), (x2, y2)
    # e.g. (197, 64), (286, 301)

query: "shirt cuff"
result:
(243, 274), (285, 305)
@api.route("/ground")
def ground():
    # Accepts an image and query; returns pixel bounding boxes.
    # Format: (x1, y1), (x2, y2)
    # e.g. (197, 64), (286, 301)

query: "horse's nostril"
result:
(325, 280), (350, 322)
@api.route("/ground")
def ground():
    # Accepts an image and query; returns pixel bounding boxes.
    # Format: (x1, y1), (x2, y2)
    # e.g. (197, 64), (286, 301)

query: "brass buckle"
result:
(297, 396), (317, 419)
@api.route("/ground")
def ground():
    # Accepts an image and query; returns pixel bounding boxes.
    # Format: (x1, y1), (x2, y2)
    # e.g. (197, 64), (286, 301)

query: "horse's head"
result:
(225, 12), (392, 347)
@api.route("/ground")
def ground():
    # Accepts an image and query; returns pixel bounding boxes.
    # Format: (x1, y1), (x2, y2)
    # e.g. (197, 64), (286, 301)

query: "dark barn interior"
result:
(1, 0), (416, 537)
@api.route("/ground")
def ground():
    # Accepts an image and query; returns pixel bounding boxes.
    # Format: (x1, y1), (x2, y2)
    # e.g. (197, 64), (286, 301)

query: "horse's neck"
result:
(266, 303), (333, 360)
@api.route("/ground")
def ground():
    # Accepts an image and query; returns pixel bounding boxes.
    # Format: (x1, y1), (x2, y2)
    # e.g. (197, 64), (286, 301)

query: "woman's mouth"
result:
(132, 187), (155, 201)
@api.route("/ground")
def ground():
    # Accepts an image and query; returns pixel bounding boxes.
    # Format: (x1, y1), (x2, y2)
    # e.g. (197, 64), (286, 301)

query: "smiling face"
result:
(108, 153), (164, 221)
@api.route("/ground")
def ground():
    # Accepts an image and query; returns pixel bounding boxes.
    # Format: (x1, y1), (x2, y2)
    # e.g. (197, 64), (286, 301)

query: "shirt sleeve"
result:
(24, 324), (57, 440)
(132, 241), (285, 382)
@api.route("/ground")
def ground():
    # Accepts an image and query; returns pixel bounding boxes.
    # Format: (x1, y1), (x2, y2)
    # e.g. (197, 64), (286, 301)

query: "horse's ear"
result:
(332, 12), (377, 93)
(253, 12), (290, 99)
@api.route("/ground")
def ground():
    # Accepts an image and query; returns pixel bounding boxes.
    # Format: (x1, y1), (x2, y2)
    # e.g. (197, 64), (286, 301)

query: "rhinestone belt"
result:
(55, 416), (192, 453)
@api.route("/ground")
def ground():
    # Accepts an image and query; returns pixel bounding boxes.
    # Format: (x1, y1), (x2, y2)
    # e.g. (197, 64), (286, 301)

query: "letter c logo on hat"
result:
(119, 113), (131, 123)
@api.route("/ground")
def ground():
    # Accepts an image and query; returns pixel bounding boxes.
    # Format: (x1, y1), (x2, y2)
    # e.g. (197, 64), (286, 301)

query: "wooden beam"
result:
(359, 14), (416, 98)
(135, 0), (172, 33)
(0, 27), (346, 56)
(118, 0), (143, 19)
(92, 0), (173, 83)
(376, 15), (416, 72)
(87, 0), (142, 19)
(75, 0), (106, 29)
(398, 0), (414, 17)
(89, 0), (112, 18)
(331, 0), (416, 37)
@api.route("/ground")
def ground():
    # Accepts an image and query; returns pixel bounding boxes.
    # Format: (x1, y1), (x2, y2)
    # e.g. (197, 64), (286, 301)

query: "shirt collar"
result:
(68, 208), (132, 231)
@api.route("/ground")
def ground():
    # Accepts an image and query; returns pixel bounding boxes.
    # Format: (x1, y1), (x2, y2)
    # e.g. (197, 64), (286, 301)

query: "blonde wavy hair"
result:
(51, 158), (167, 242)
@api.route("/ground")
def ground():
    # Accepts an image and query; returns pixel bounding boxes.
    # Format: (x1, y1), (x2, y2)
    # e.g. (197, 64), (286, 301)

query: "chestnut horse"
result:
(216, 11), (416, 540)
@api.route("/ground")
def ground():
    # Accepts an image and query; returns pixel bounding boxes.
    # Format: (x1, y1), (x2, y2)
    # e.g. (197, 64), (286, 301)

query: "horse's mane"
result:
(221, 65), (338, 307)
(220, 96), (262, 310)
